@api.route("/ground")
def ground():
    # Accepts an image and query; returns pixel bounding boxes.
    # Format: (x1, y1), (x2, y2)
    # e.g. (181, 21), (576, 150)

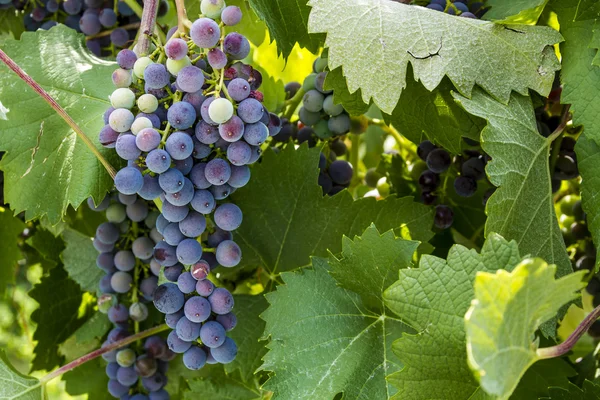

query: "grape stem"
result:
(39, 324), (170, 384)
(174, 0), (191, 34)
(134, 0), (160, 56)
(363, 115), (406, 147)
(537, 302), (600, 359)
(0, 49), (117, 179)
(283, 88), (305, 121)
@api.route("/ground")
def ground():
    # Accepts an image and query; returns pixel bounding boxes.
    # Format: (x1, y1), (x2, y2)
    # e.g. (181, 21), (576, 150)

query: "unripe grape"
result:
(133, 56), (154, 78)
(129, 302), (149, 322)
(131, 117), (153, 135)
(110, 88), (136, 109)
(166, 56), (191, 76)
(137, 94), (158, 113)
(200, 0), (225, 18)
(208, 98), (234, 124)
(116, 348), (136, 367)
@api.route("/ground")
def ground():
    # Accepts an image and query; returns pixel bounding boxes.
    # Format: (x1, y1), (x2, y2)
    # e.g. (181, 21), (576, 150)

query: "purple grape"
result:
(218, 115), (244, 142)
(184, 296), (211, 323)
(210, 337), (237, 363)
(176, 66), (205, 93)
(159, 168), (185, 193)
(207, 48), (228, 69)
(116, 133), (141, 160)
(223, 32), (250, 60)
(176, 239), (203, 264)
(142, 373), (166, 392)
(195, 279), (215, 297)
(183, 346), (207, 370)
(183, 91), (206, 115)
(146, 149), (171, 174)
(179, 211), (206, 237)
(226, 141), (251, 166)
(165, 309), (184, 328)
(213, 203), (242, 231)
(207, 228), (232, 248)
(96, 252), (115, 273)
(189, 163), (212, 189)
(99, 125), (119, 148)
(145, 64), (170, 89)
(200, 321), (226, 348)
(116, 366), (138, 386)
(111, 271), (132, 293)
(99, 8), (116, 27)
(204, 158), (231, 185)
(111, 28), (129, 48)
(167, 102), (197, 130)
(200, 97), (217, 125)
(108, 379), (129, 397)
(165, 177), (195, 206)
(216, 240), (241, 267)
(175, 156), (194, 174)
(243, 122), (268, 145)
(161, 200), (189, 223)
(248, 145), (262, 164)
(79, 13), (101, 35)
(63, 0), (82, 15)
(216, 313), (237, 331)
(163, 264), (184, 281)
(114, 250), (135, 271)
(228, 165), (250, 188)
(126, 197), (149, 221)
(236, 98), (263, 123)
(96, 222), (120, 244)
(167, 330), (192, 353)
(163, 223), (185, 246)
(221, 5), (242, 25)
(227, 78), (250, 102)
(190, 18), (220, 48)
(190, 260), (210, 280)
(153, 283), (185, 313)
(150, 390), (170, 400)
(165, 38), (188, 60)
(140, 276), (158, 300)
(208, 287), (234, 315)
(106, 362), (119, 380)
(195, 120), (219, 144)
(135, 128), (161, 152)
(176, 316), (201, 341)
(108, 304), (129, 323)
(177, 272), (196, 294)
(46, 0), (59, 13)
(329, 160), (353, 185)
(190, 189), (215, 214)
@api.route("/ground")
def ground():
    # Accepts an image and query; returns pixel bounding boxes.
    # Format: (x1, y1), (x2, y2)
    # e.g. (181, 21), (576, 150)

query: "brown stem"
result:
(0, 49), (116, 179)
(40, 324), (169, 384)
(175, 0), (189, 34)
(537, 302), (600, 359)
(135, 0), (160, 56)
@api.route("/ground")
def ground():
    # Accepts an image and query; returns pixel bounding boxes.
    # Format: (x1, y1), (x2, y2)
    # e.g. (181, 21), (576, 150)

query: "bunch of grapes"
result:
(272, 57), (359, 195)
(88, 194), (172, 399)
(100, 0), (280, 370)
(424, 0), (487, 18)
(2, 0), (168, 57)
(416, 140), (492, 230)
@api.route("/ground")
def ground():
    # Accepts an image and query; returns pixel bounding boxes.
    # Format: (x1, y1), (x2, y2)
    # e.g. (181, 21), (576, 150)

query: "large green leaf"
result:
(0, 351), (41, 400)
(307, 0), (561, 114)
(63, 358), (107, 400)
(552, 0), (600, 145)
(454, 89), (572, 280)
(0, 209), (25, 295)
(483, 0), (549, 23)
(549, 381), (600, 399)
(0, 25), (119, 224)
(0, 9), (24, 38)
(29, 266), (85, 371)
(247, 0), (322, 59)
(231, 144), (434, 275)
(383, 233), (521, 400)
(465, 259), (586, 400)
(329, 224), (419, 311)
(59, 311), (110, 362)
(185, 368), (261, 400)
(575, 134), (600, 272)
(324, 68), (371, 116)
(25, 228), (64, 268)
(262, 252), (414, 400)
(386, 74), (485, 154)
(61, 228), (103, 292)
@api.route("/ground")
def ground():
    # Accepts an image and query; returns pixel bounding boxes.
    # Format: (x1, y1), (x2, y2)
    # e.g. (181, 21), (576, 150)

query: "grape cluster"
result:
(88, 194), (172, 399)
(424, 0), (486, 18)
(101, 0), (277, 370)
(2, 0), (167, 57)
(416, 140), (492, 230)
(272, 57), (358, 195)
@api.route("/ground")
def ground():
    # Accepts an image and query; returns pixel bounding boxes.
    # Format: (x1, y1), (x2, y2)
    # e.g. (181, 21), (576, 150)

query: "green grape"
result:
(208, 98), (234, 124)
(166, 56), (191, 76)
(133, 56), (154, 79)
(559, 214), (575, 229)
(302, 73), (317, 92)
(131, 117), (153, 135)
(313, 119), (333, 140)
(377, 177), (390, 197)
(323, 95), (344, 117)
(201, 0), (226, 18)
(560, 194), (578, 216)
(137, 94), (159, 113)
(97, 294), (113, 314)
(110, 88), (136, 109)
(116, 348), (136, 367)
(314, 57), (328, 73)
(106, 203), (127, 223)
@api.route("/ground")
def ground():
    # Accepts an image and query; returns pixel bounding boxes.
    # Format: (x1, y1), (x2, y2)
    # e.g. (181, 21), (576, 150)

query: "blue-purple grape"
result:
(184, 296), (211, 323)
(216, 313), (237, 331)
(236, 98), (263, 124)
(167, 330), (192, 353)
(153, 283), (185, 314)
(207, 48), (228, 69)
(195, 120), (220, 144)
(227, 78), (250, 102)
(213, 203), (242, 231)
(165, 309), (184, 329)
(96, 222), (120, 244)
(146, 149), (171, 174)
(179, 211), (206, 237)
(165, 178), (195, 206)
(111, 28), (129, 48)
(163, 223), (185, 246)
(114, 250), (135, 271)
(210, 337), (237, 363)
(189, 163), (212, 189)
(175, 316), (201, 341)
(226, 141), (251, 165)
(167, 102), (197, 130)
(161, 200), (189, 223)
(190, 18), (220, 48)
(215, 240), (241, 267)
(208, 287), (234, 315)
(159, 168), (185, 193)
(191, 189), (215, 214)
(116, 133), (141, 160)
(108, 304), (129, 324)
(195, 279), (215, 297)
(176, 238), (202, 264)
(144, 63), (170, 89)
(243, 122), (268, 146)
(204, 158), (231, 185)
(182, 346), (207, 370)
(176, 66), (205, 93)
(126, 197), (149, 221)
(200, 321), (226, 348)
(228, 165), (250, 188)
(218, 115), (244, 142)
(111, 271), (132, 293)
(223, 32), (250, 60)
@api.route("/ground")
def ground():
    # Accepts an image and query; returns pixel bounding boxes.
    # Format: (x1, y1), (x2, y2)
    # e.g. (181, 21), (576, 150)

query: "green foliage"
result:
(465, 259), (586, 399)
(307, 0), (561, 113)
(483, 0), (549, 23)
(0, 10), (24, 38)
(60, 228), (103, 292)
(25, 229), (64, 268)
(232, 144), (434, 275)
(0, 25), (119, 224)
(0, 351), (41, 400)
(185, 369), (261, 399)
(0, 209), (25, 295)
(455, 89), (572, 281)
(29, 266), (85, 371)
(383, 233), (521, 399)
(549, 381), (600, 399)
(63, 358), (107, 400)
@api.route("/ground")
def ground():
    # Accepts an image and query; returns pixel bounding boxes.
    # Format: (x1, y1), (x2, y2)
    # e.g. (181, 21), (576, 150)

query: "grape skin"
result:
(183, 347), (207, 370)
(184, 296), (211, 323)
(153, 283), (185, 314)
(214, 203), (242, 231)
(190, 18), (220, 48)
(200, 321), (226, 348)
(216, 240), (241, 267)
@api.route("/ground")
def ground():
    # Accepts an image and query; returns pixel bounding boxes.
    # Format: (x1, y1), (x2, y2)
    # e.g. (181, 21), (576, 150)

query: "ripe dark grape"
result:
(210, 337), (237, 364)
(426, 149), (451, 173)
(454, 176), (477, 197)
(434, 205), (454, 229)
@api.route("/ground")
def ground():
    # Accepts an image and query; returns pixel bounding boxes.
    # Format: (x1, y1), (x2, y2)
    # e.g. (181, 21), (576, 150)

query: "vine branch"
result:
(174, 0), (190, 34)
(134, 0), (160, 55)
(40, 324), (169, 384)
(537, 302), (600, 359)
(0, 49), (116, 179)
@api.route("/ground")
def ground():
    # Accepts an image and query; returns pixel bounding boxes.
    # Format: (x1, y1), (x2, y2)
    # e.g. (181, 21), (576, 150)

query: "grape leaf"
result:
(570, 0), (600, 21)
(0, 9), (24, 38)
(549, 380), (600, 399)
(574, 134), (600, 272)
(386, 73), (485, 155)
(324, 68), (371, 116)
(261, 253), (414, 400)
(0, 101), (8, 120)
(0, 209), (25, 295)
(252, 65), (285, 114)
(61, 228), (103, 292)
(454, 89), (572, 280)
(29, 265), (86, 371)
(552, 0), (600, 145)
(0, 351), (41, 400)
(224, 295), (268, 383)
(59, 311), (110, 362)
(0, 25), (120, 224)
(465, 259), (586, 400)
(382, 233), (521, 400)
(329, 224), (419, 311)
(247, 0), (322, 59)
(307, 0), (562, 114)
(231, 144), (434, 275)
(25, 228), (64, 268)
(185, 369), (261, 400)
(511, 358), (576, 399)
(63, 358), (107, 400)
(483, 0), (549, 23)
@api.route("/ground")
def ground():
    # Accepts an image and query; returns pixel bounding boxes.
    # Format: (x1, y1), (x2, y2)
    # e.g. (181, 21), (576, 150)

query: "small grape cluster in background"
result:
(100, 0), (280, 372)
(88, 194), (172, 399)
(424, 0), (487, 18)
(272, 57), (358, 196)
